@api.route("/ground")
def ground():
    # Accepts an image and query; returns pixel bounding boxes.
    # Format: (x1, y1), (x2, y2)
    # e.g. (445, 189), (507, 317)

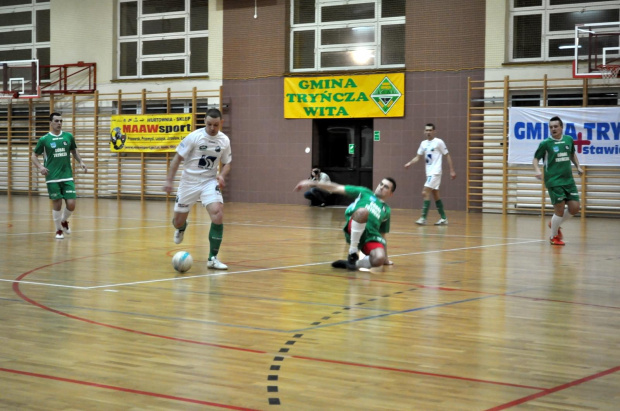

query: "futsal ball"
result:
(172, 251), (193, 273)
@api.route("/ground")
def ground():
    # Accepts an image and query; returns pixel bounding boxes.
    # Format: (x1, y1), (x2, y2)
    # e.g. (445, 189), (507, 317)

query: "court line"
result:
(486, 364), (620, 410)
(0, 367), (259, 411)
(1, 238), (543, 289)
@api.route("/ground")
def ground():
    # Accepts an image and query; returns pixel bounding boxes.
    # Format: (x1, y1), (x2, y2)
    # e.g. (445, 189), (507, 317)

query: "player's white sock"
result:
(349, 221), (366, 254)
(550, 214), (562, 237)
(62, 208), (73, 222)
(357, 256), (372, 269)
(52, 210), (63, 231)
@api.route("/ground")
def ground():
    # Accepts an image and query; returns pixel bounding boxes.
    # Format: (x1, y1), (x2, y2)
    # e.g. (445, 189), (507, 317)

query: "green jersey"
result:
(534, 135), (576, 188)
(343, 185), (391, 245)
(34, 131), (77, 183)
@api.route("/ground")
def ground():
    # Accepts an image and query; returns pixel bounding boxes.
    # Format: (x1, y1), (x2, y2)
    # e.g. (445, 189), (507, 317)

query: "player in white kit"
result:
(404, 123), (456, 225)
(163, 108), (231, 269)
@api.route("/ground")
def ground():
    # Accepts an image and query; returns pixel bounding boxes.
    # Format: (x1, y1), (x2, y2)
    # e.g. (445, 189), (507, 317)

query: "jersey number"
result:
(425, 153), (432, 164)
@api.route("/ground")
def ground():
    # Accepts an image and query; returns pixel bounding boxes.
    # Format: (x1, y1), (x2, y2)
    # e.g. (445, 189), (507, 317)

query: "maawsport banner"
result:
(284, 73), (404, 118)
(508, 107), (620, 165)
(110, 114), (195, 153)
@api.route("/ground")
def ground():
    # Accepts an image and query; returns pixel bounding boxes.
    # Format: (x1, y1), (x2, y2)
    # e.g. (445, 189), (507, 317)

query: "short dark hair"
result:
(549, 116), (563, 127)
(50, 112), (62, 122)
(206, 108), (222, 119)
(385, 177), (396, 192)
(425, 123), (435, 130)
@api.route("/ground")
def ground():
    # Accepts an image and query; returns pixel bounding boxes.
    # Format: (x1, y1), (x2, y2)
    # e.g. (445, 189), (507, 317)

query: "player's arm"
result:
(404, 154), (422, 169)
(532, 156), (543, 180)
(380, 233), (393, 265)
(571, 151), (583, 176)
(70, 148), (88, 172)
(294, 179), (345, 195)
(217, 161), (231, 189)
(31, 151), (48, 175)
(163, 153), (184, 193)
(445, 153), (456, 179)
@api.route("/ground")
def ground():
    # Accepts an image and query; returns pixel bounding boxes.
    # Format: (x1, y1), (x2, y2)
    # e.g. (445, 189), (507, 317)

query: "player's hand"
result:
(576, 167), (583, 176)
(80, 163), (88, 173)
(217, 174), (226, 189)
(39, 167), (49, 176)
(450, 171), (456, 180)
(534, 173), (542, 180)
(404, 163), (411, 169)
(294, 180), (312, 191)
(163, 181), (174, 193)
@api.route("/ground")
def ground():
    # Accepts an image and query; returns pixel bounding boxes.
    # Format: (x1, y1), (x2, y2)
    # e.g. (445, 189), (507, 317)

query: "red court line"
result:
(0, 367), (258, 410)
(486, 364), (620, 410)
(292, 356), (545, 391)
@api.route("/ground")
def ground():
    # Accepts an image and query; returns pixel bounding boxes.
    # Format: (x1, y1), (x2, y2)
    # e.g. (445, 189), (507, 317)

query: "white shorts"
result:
(174, 177), (223, 213)
(423, 174), (442, 191)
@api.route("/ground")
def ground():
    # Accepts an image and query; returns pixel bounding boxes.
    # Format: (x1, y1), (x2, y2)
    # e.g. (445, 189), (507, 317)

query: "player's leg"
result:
(47, 183), (64, 238)
(60, 182), (77, 234)
(347, 207), (368, 267)
(548, 186), (566, 245)
(417, 182), (433, 225)
(203, 180), (227, 270)
(173, 179), (199, 244)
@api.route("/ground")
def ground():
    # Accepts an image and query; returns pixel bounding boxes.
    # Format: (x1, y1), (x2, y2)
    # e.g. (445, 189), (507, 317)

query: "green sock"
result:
(173, 219), (187, 231)
(436, 200), (446, 219)
(208, 223), (224, 259)
(422, 200), (430, 218)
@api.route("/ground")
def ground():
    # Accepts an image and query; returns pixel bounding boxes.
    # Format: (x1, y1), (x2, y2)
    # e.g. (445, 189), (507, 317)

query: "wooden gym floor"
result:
(0, 196), (619, 410)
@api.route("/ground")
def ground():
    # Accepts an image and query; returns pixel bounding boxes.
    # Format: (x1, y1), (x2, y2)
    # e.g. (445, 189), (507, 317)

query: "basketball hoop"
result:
(598, 64), (620, 84)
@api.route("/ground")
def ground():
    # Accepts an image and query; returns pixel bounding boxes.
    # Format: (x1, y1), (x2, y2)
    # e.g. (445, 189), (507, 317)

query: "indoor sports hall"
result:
(1, 1), (620, 410)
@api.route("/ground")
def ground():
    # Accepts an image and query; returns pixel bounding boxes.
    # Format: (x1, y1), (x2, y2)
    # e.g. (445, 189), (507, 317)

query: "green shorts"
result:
(547, 183), (579, 205)
(47, 180), (77, 200)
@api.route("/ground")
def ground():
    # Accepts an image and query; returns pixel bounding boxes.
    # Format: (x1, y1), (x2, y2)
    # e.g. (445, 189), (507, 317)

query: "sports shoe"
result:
(548, 221), (563, 240)
(207, 257), (228, 270)
(434, 218), (448, 225)
(173, 229), (185, 244)
(61, 220), (71, 234)
(55, 230), (64, 239)
(346, 252), (359, 271)
(331, 260), (347, 269)
(415, 217), (427, 225)
(549, 236), (565, 246)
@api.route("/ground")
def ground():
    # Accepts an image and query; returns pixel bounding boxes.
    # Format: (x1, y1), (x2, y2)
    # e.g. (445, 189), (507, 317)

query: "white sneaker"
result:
(415, 217), (427, 225)
(61, 220), (71, 234)
(434, 218), (448, 225)
(173, 229), (185, 244)
(207, 257), (228, 270)
(55, 230), (64, 239)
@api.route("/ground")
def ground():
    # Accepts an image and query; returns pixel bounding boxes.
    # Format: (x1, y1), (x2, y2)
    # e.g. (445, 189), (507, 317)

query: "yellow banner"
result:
(109, 114), (195, 152)
(284, 73), (404, 118)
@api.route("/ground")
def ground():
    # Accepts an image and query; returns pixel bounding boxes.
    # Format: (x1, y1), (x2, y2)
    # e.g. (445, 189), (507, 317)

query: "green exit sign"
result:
(348, 144), (355, 154)
(374, 131), (380, 141)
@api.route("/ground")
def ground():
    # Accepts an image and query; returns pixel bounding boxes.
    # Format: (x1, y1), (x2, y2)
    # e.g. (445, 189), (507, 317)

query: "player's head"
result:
(375, 177), (396, 199)
(205, 108), (222, 137)
(50, 112), (63, 133)
(424, 123), (436, 139)
(549, 116), (563, 139)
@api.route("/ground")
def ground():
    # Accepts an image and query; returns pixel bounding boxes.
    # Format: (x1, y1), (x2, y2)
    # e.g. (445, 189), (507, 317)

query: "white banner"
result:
(508, 107), (620, 165)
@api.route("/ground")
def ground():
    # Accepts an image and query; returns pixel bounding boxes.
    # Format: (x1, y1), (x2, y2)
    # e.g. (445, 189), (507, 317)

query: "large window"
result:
(0, 0), (50, 67)
(510, 0), (619, 61)
(118, 0), (208, 79)
(291, 0), (405, 72)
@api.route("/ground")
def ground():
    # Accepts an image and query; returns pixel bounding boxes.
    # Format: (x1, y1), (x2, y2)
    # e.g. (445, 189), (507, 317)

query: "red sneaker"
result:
(549, 236), (565, 246)
(548, 221), (563, 240)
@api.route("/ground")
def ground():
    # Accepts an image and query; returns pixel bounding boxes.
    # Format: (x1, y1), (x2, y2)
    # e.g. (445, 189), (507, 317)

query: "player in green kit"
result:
(532, 116), (583, 246)
(295, 177), (396, 271)
(32, 112), (88, 239)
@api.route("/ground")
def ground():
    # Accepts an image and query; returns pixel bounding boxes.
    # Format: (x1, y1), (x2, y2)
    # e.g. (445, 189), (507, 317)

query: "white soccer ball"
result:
(172, 251), (193, 273)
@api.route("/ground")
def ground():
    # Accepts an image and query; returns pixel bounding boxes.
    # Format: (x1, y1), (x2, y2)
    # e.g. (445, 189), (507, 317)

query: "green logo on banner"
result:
(371, 77), (402, 115)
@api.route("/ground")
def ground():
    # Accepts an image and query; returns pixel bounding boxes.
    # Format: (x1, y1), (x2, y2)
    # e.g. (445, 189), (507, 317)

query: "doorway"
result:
(313, 118), (373, 205)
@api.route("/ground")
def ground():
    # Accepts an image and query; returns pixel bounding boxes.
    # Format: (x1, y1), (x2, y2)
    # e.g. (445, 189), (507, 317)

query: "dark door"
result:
(313, 119), (373, 205)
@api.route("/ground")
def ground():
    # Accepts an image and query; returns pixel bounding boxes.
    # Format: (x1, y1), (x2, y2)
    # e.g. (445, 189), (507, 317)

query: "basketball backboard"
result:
(572, 22), (620, 79)
(0, 59), (40, 98)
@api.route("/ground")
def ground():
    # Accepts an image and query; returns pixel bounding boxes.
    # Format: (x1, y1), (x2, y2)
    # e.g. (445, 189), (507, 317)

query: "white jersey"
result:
(417, 137), (449, 176)
(176, 128), (231, 179)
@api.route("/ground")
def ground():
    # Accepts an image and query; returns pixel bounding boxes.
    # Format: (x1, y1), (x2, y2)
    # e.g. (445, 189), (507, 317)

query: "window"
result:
(118, 0), (208, 79)
(0, 0), (50, 67)
(291, 0), (405, 72)
(510, 0), (619, 61)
